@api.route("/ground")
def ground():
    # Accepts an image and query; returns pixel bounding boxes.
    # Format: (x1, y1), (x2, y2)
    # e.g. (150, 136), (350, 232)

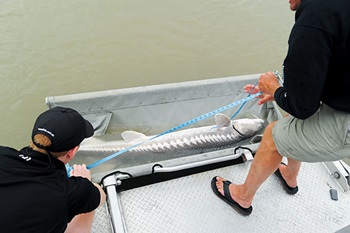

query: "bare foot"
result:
(215, 176), (252, 208)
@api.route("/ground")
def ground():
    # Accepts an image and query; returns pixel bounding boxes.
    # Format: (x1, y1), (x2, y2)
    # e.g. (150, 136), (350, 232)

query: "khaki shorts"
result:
(272, 104), (350, 162)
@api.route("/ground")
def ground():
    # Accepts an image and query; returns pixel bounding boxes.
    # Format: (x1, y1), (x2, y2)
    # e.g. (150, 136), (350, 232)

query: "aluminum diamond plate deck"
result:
(116, 162), (350, 233)
(92, 203), (113, 233)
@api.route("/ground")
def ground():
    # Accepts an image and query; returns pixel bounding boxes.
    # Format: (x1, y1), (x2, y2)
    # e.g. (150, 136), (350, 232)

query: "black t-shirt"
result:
(0, 146), (101, 233)
(275, 0), (350, 119)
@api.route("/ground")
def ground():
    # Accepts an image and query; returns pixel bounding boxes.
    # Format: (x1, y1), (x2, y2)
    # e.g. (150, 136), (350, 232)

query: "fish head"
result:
(231, 118), (264, 136)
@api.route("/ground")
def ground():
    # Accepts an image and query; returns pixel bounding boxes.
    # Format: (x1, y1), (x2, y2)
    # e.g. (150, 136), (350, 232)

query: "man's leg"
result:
(215, 121), (285, 208)
(277, 158), (301, 188)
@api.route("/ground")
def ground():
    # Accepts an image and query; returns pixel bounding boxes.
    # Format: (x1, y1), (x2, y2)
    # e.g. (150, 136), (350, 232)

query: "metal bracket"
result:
(103, 173), (132, 187)
(323, 160), (350, 192)
(236, 147), (254, 161)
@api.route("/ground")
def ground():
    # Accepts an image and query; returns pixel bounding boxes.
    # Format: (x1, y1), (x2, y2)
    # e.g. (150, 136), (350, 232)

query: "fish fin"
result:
(215, 113), (231, 128)
(121, 131), (149, 143)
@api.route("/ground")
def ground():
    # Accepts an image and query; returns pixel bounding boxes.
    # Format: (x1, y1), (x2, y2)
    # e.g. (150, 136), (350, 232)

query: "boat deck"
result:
(91, 160), (350, 233)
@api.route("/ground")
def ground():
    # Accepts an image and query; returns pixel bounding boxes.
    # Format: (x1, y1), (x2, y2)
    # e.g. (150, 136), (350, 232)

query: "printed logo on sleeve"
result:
(19, 154), (31, 161)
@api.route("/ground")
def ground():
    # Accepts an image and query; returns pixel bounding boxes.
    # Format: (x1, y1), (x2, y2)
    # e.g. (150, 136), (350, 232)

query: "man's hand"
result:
(244, 84), (261, 94)
(258, 71), (281, 96)
(244, 71), (281, 105)
(70, 164), (91, 181)
(244, 84), (274, 105)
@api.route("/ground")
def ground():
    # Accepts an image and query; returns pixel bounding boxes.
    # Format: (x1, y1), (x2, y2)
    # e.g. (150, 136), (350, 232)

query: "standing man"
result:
(211, 0), (350, 215)
(0, 106), (106, 232)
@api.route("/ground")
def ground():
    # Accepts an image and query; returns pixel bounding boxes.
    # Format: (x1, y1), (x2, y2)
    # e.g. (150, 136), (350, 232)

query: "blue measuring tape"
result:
(65, 91), (262, 176)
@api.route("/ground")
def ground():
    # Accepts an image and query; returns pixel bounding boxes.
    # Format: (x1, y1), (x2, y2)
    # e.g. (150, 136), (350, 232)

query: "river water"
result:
(0, 0), (293, 149)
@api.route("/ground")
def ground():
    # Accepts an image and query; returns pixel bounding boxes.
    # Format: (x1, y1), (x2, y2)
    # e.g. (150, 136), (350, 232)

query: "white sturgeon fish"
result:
(118, 113), (264, 153)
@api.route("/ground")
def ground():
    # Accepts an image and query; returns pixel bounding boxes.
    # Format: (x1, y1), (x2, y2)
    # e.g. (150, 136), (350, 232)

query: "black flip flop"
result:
(211, 177), (252, 216)
(274, 163), (298, 195)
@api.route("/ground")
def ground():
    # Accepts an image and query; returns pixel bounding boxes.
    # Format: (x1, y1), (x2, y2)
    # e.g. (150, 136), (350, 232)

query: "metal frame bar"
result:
(153, 146), (255, 173)
(103, 175), (127, 233)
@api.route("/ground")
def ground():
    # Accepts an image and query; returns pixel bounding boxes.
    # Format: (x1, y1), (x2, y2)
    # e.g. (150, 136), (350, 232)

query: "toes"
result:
(216, 176), (225, 182)
(215, 177), (225, 195)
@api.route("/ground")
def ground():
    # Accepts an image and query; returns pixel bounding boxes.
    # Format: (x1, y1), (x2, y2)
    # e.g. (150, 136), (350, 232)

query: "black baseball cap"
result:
(31, 106), (94, 152)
